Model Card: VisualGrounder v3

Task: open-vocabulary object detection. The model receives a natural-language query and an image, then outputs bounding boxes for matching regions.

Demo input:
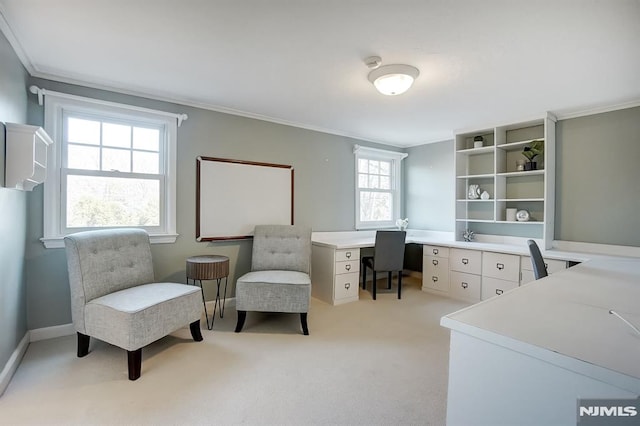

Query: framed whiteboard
[196,156,294,241]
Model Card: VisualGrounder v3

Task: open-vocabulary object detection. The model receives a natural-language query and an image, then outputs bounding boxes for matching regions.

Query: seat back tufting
[251,225,311,273]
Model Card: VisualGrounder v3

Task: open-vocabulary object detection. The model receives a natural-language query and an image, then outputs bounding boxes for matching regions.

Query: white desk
[310,230,592,305]
[441,258,640,425]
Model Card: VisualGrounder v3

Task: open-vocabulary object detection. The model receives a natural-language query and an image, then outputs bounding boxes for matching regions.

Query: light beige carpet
[0,277,469,425]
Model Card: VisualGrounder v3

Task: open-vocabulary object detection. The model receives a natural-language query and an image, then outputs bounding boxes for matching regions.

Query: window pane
[368,175,379,189]
[68,117,100,145]
[133,151,159,174]
[67,145,100,170]
[103,148,131,172]
[133,127,160,151]
[358,158,368,173]
[102,123,131,148]
[379,161,391,175]
[369,160,380,174]
[66,175,159,227]
[359,192,392,222]
[358,173,368,188]
[380,176,391,190]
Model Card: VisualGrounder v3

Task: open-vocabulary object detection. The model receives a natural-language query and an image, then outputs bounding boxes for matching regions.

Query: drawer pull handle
[433,248,439,255]
[432,276,438,282]
[346,251,352,259]
[496,289,503,295]
[432,259,438,266]
[345,282,351,290]
[496,263,504,270]
[461,282,468,289]
[345,264,351,271]
[462,258,469,265]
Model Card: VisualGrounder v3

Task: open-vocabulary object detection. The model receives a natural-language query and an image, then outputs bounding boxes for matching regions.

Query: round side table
[186,255,230,330]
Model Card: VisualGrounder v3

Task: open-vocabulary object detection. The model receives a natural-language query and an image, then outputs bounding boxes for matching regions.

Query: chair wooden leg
[388,271,392,289]
[372,271,377,300]
[190,320,203,341]
[77,332,90,358]
[300,313,309,335]
[398,272,403,299]
[127,349,142,381]
[235,310,247,333]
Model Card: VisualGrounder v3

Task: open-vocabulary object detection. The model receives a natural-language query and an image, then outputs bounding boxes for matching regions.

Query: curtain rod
[29,85,188,127]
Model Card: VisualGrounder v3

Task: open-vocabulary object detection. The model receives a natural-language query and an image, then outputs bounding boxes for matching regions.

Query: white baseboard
[0,333,29,397]
[29,323,75,342]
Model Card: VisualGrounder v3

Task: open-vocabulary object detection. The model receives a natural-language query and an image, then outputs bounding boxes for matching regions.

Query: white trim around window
[354,145,408,230]
[40,91,183,248]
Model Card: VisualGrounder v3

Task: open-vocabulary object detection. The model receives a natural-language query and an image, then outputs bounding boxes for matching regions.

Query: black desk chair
[527,239,548,280]
[361,230,407,300]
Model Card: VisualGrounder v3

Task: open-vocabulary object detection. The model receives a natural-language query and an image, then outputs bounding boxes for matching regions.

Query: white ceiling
[1,0,639,147]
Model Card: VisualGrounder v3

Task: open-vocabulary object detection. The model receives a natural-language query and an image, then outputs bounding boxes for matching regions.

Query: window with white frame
[354,145,407,229]
[40,91,182,248]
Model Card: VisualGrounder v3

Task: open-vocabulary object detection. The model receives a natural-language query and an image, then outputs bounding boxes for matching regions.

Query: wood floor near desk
[1,277,470,425]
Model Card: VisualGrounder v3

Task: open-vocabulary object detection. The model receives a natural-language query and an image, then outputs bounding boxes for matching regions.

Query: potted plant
[522,140,544,170]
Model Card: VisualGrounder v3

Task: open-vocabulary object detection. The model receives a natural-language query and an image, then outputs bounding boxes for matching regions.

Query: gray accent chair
[64,228,203,380]
[235,225,312,335]
[361,230,407,300]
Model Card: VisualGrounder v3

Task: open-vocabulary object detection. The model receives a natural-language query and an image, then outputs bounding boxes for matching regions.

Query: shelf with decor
[453,114,556,248]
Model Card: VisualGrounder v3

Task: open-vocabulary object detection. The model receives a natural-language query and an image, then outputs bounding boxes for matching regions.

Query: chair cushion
[84,282,202,351]
[236,271,311,313]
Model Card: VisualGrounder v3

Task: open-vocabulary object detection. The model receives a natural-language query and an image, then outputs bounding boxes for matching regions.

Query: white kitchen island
[441,258,640,425]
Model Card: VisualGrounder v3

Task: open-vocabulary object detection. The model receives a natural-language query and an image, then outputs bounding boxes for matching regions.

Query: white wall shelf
[453,114,556,248]
[4,123,54,191]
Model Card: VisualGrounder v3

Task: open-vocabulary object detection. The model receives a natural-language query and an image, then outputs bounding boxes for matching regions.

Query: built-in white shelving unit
[454,114,556,248]
[4,123,54,191]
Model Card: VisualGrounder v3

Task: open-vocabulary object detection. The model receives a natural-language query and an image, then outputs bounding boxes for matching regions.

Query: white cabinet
[449,248,482,302]
[450,248,482,275]
[4,123,54,191]
[422,245,450,294]
[454,115,556,249]
[521,256,568,285]
[311,245,360,305]
[481,252,520,300]
[450,271,482,302]
[481,277,519,300]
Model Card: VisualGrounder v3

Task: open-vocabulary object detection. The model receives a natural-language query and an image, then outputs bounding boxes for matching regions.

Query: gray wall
[405,139,454,231]
[0,31,29,373]
[555,107,640,246]
[2,36,639,335]
[24,77,402,329]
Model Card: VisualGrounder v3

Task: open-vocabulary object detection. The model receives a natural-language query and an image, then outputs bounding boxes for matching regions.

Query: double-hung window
[354,145,407,229]
[41,91,181,248]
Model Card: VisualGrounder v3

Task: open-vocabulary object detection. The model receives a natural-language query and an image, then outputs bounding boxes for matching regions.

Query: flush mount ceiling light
[365,56,419,96]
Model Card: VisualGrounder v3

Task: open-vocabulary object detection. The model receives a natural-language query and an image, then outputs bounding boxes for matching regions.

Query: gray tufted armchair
[64,228,203,380]
[235,225,312,335]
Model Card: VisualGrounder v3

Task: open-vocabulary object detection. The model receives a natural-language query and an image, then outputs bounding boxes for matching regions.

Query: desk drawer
[423,256,450,292]
[336,249,359,262]
[481,277,518,300]
[521,256,567,274]
[423,245,449,258]
[482,252,520,282]
[334,273,359,300]
[450,249,482,274]
[335,260,359,275]
[450,271,481,302]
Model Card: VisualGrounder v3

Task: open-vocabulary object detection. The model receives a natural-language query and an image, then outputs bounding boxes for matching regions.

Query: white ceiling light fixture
[365,56,420,96]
